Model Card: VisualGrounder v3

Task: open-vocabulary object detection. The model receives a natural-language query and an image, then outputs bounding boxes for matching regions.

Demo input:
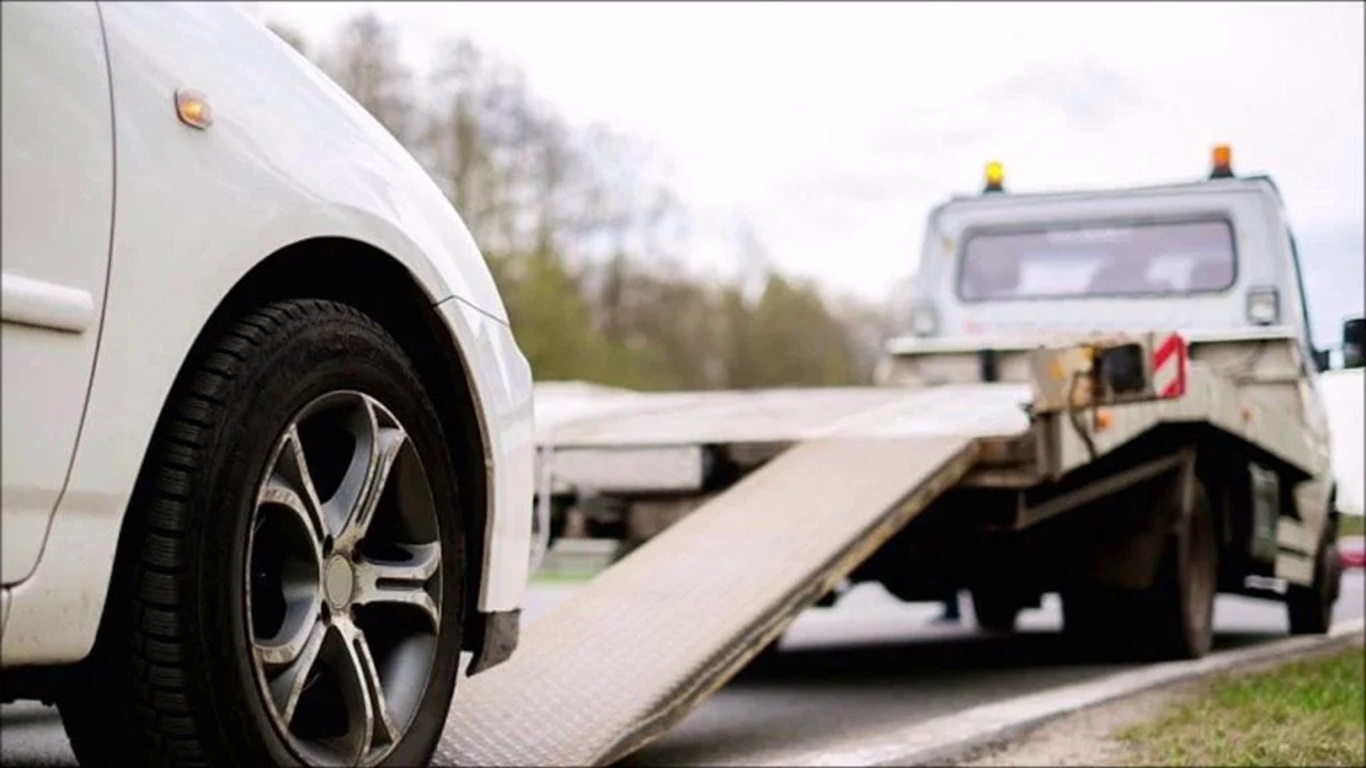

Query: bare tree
[265,20,309,57]
[325,12,416,145]
[307,17,877,391]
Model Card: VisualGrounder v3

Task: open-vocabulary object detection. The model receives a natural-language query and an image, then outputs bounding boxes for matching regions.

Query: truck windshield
[957,219,1236,301]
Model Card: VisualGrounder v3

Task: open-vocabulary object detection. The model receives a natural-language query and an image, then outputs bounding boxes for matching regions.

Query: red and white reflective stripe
[1151,332,1188,399]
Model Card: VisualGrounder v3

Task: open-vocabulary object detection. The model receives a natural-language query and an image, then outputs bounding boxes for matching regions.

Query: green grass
[530,570,599,586]
[1340,513,1365,539]
[1120,643,1366,766]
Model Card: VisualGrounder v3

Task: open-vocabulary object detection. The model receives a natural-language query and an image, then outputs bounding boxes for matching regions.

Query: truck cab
[890,148,1358,373]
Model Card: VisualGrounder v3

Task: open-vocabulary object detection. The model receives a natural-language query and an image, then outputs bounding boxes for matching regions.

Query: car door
[1,1,115,585]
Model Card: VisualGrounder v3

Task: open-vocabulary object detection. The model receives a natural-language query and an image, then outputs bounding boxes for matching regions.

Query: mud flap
[1090,450,1197,591]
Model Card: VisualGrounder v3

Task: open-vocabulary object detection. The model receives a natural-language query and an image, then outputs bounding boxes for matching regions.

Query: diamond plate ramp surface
[434,436,979,767]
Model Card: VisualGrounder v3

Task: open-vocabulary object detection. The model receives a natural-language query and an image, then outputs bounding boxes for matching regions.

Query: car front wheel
[60,299,466,767]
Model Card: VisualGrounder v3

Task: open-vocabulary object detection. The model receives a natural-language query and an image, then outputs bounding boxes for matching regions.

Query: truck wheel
[59,299,466,768]
[1139,477,1218,660]
[1059,585,1119,653]
[1064,477,1217,660]
[1286,527,1340,635]
[970,589,1022,633]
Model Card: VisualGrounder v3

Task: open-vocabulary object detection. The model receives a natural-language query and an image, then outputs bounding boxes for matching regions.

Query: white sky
[253,1,1364,333]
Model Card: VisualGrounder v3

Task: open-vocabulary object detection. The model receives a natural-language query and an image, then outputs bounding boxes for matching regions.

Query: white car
[1,3,535,766]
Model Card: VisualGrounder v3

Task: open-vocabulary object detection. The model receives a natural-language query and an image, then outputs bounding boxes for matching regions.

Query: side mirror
[1312,348,1331,373]
[1344,317,1365,370]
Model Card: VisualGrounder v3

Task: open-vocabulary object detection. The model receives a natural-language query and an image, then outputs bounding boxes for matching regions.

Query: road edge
[762,617,1366,767]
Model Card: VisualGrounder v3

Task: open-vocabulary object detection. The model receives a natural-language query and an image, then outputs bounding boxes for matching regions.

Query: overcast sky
[253,1,1363,342]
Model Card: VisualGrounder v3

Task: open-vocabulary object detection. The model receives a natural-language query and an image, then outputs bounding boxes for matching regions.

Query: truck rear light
[1246,287,1280,325]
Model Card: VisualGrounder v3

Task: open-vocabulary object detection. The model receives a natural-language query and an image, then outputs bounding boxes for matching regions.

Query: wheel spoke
[254,597,323,666]
[259,477,326,564]
[262,618,328,726]
[334,618,399,760]
[335,410,407,554]
[318,400,378,542]
[275,426,328,541]
[253,429,326,667]
[353,543,441,628]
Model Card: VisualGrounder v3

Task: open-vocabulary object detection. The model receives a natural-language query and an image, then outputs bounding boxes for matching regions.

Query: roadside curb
[759,618,1366,767]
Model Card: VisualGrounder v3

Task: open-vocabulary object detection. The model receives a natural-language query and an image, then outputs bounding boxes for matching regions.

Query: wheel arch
[126,236,495,650]
[1327,483,1340,529]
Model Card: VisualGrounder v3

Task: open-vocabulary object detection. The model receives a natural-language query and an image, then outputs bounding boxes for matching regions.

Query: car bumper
[435,297,536,619]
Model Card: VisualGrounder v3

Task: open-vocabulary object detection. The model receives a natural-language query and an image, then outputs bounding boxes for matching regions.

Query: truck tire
[970,589,1022,633]
[1286,525,1341,635]
[1137,476,1218,660]
[59,300,466,768]
[1062,475,1217,661]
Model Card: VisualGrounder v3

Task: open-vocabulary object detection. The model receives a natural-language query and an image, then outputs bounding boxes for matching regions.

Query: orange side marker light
[175,89,213,129]
[1095,408,1114,431]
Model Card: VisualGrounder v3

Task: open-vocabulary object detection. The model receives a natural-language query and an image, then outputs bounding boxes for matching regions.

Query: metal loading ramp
[434,436,979,767]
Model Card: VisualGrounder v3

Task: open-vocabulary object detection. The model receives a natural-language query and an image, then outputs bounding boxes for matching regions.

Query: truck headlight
[910,303,939,336]
[1246,287,1280,326]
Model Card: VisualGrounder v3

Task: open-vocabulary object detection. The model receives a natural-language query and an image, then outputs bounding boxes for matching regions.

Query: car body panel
[0,0,116,585]
[2,1,533,666]
[1340,534,1365,570]
[437,297,536,611]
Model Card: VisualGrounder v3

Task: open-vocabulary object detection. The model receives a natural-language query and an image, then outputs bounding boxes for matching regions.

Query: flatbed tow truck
[432,147,1362,767]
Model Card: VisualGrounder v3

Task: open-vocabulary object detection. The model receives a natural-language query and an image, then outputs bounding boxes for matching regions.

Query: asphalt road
[3,573,1361,767]
[632,572,1365,766]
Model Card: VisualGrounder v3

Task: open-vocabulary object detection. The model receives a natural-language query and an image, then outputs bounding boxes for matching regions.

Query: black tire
[59,299,466,768]
[1287,525,1340,635]
[970,589,1022,633]
[1062,476,1217,661]
[1135,478,1218,660]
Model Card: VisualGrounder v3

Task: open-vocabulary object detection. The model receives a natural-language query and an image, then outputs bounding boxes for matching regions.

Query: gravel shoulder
[952,683,1193,767]
[955,638,1365,767]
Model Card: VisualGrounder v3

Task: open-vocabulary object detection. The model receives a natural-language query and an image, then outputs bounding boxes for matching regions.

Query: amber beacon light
[1209,144,1233,179]
[983,161,1005,193]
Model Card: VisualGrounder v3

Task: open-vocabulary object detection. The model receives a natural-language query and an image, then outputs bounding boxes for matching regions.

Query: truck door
[1,2,116,584]
[1283,229,1334,537]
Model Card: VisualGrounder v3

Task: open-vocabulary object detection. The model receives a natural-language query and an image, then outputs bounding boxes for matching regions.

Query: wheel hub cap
[324,556,355,610]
